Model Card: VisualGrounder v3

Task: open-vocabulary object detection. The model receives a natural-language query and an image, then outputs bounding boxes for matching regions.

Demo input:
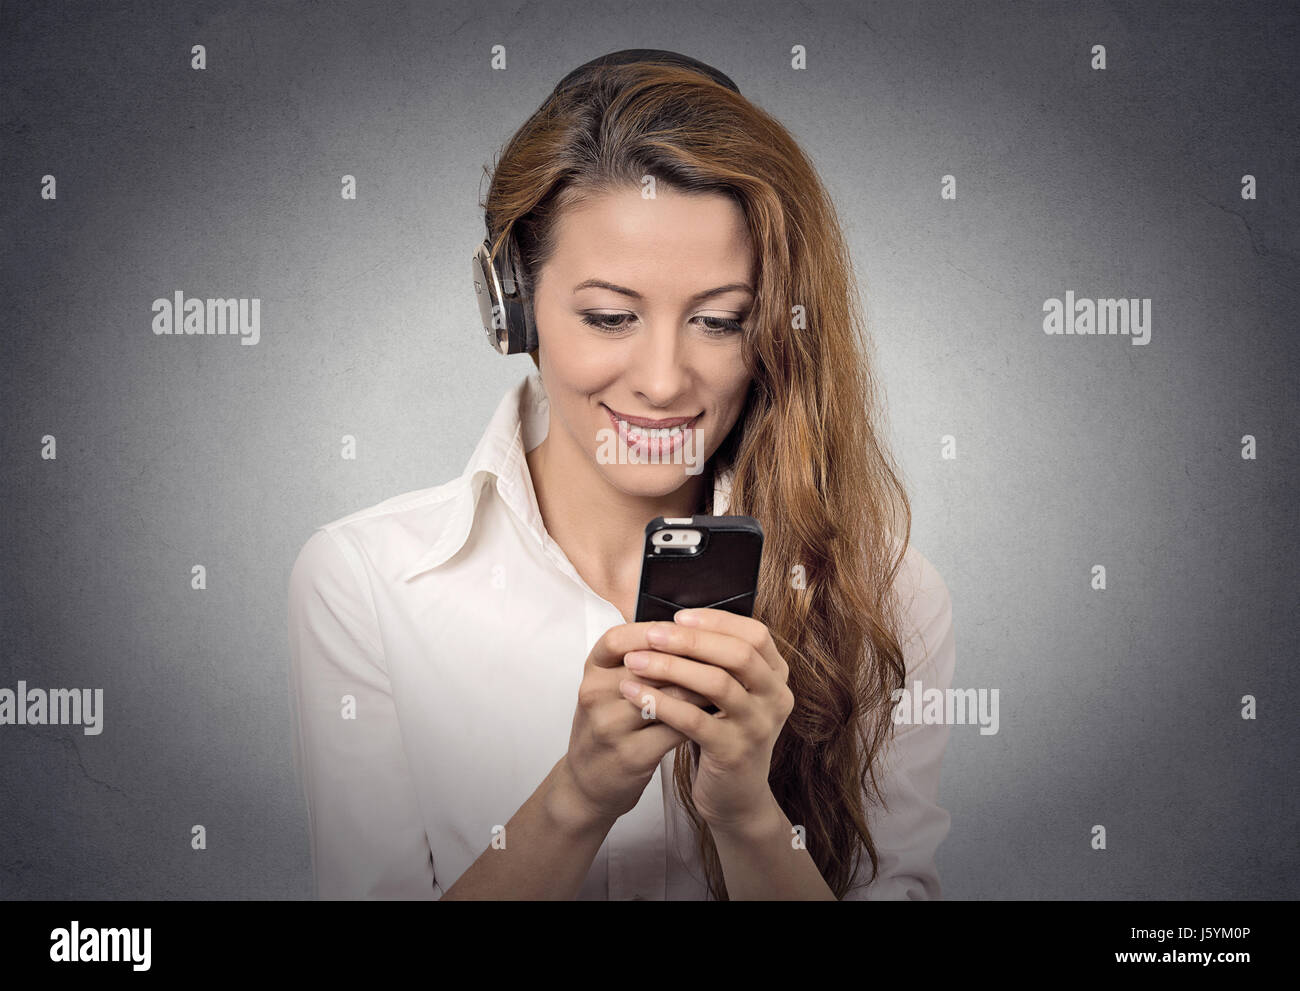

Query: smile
[604,405,702,456]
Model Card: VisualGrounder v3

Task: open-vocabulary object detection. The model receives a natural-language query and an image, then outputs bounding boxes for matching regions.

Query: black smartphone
[634,515,764,623]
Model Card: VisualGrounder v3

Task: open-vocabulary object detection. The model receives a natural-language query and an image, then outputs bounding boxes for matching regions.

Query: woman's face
[531,184,755,499]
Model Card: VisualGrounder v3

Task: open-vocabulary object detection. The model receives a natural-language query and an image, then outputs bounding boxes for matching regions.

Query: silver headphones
[472,49,741,356]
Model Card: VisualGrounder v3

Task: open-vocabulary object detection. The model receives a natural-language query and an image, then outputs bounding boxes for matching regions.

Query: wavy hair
[480,60,913,899]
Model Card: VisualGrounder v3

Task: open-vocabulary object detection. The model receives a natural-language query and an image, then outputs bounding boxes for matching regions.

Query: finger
[589,622,669,670]
[614,674,714,718]
[651,683,714,709]
[625,649,750,718]
[605,685,693,736]
[633,670,714,709]
[619,680,725,751]
[594,654,713,709]
[589,624,733,707]
[674,609,788,678]
[623,720,689,762]
[639,678,719,714]
[642,621,781,698]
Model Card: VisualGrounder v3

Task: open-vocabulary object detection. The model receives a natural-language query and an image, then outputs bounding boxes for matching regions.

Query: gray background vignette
[2,0,1297,898]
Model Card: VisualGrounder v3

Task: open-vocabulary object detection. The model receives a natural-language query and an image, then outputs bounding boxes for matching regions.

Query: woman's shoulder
[885,534,956,680]
[893,539,951,611]
[291,473,476,586]
[317,475,470,532]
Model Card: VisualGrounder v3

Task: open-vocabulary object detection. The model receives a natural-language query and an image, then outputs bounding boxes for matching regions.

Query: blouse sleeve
[842,547,956,900]
[287,527,444,899]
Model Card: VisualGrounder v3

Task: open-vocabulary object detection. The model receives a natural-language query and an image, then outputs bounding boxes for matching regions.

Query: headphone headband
[474,50,740,356]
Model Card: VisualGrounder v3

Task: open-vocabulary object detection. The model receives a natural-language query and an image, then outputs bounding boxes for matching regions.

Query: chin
[597,460,700,495]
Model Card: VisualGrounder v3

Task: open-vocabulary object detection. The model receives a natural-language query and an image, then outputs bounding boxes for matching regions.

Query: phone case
[634,515,764,623]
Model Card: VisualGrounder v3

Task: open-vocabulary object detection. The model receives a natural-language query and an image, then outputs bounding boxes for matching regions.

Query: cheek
[540,352,604,405]
[718,380,753,433]
[713,364,751,414]
[541,328,616,387]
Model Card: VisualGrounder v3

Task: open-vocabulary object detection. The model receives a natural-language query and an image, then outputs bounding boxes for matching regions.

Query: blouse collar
[401,370,735,581]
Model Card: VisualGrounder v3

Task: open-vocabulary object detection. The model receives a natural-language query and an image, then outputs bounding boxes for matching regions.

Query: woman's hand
[557,622,717,826]
[619,609,795,831]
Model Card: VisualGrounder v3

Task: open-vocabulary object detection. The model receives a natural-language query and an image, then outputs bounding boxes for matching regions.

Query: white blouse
[287,369,956,900]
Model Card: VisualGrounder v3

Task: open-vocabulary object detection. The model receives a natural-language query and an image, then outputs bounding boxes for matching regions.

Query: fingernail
[625,651,650,669]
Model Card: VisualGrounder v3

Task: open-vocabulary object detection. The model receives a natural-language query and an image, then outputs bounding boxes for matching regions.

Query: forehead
[548,185,754,286]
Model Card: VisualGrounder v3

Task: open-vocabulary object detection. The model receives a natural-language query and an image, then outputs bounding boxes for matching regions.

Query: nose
[625,318,691,408]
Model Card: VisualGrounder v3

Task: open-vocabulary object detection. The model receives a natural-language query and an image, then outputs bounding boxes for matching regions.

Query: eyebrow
[572,278,754,303]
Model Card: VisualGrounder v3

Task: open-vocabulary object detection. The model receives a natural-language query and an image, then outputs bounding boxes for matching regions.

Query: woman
[287,50,955,900]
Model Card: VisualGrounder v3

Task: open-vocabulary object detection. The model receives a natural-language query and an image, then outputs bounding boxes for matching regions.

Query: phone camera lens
[663,533,673,541]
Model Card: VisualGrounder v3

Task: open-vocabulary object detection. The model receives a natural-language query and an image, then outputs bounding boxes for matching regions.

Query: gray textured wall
[2,0,1296,899]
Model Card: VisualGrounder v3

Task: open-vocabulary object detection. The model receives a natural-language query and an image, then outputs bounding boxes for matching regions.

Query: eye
[580,312,635,332]
[695,316,745,337]
[580,313,745,337]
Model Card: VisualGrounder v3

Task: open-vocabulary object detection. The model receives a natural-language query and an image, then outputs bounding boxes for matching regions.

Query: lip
[605,406,697,459]
[602,404,702,429]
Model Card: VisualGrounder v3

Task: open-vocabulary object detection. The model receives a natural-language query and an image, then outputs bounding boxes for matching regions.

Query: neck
[525,427,712,595]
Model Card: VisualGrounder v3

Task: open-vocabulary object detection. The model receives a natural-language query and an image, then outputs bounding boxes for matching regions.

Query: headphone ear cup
[473,237,534,355]
[499,240,539,354]
[517,269,539,355]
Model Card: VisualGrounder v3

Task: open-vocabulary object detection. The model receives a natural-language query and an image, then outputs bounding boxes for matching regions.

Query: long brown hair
[481,60,913,899]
